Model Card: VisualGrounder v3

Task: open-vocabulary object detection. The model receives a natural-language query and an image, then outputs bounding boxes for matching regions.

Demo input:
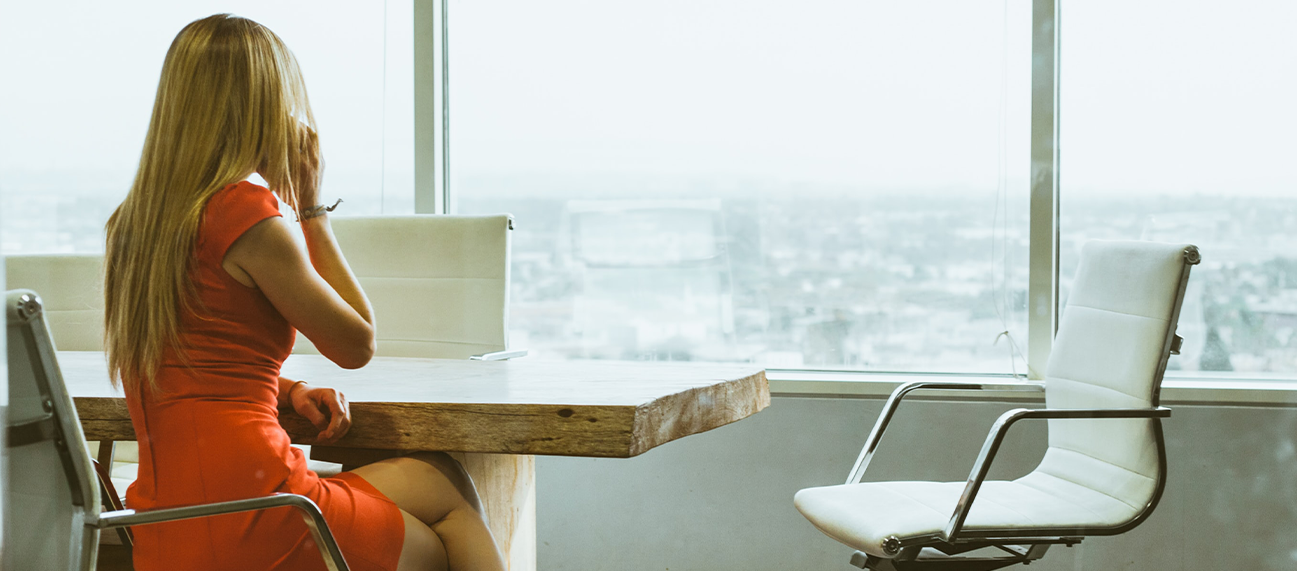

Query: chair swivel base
[851,542,1058,571]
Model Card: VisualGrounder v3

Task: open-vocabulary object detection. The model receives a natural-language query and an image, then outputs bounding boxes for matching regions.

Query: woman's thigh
[346,452,480,527]
[349,453,504,571]
[395,509,447,571]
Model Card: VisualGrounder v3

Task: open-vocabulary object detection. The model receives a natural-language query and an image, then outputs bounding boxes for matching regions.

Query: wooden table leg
[312,447,537,570]
[448,453,536,571]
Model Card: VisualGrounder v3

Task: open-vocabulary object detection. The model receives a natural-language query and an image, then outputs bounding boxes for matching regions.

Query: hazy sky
[0,0,413,206]
[1,0,1293,200]
[452,0,1032,194]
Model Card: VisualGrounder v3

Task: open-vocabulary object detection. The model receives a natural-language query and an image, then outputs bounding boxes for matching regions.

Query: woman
[103,14,504,571]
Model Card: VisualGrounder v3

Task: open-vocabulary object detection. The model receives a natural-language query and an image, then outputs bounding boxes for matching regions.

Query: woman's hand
[293,123,323,209]
[288,381,351,444]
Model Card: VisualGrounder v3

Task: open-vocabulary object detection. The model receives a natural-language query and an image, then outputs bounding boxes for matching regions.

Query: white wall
[535,396,1297,570]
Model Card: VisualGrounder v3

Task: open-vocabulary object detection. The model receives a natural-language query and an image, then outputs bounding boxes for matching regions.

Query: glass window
[1061,0,1297,378]
[0,1,414,254]
[453,0,1033,372]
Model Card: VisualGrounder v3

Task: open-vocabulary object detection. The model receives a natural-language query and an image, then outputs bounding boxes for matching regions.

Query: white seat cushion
[795,470,1143,558]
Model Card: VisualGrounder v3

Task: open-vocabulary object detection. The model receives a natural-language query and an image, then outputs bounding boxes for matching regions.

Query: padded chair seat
[794,471,1143,558]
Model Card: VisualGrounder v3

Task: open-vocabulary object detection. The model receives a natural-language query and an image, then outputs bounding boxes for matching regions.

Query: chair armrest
[845,380,1044,484]
[942,406,1172,542]
[469,349,529,361]
[93,493,349,571]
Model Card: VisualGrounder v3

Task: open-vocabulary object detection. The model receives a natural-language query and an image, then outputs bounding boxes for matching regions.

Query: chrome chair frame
[92,494,348,570]
[4,290,350,571]
[840,246,1198,570]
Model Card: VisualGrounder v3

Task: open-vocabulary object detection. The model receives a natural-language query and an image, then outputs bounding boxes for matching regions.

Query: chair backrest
[5,255,105,351]
[4,255,135,466]
[1035,240,1197,527]
[3,289,101,571]
[293,215,513,359]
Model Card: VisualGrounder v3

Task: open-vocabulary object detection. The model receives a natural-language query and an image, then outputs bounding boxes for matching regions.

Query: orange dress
[124,181,404,571]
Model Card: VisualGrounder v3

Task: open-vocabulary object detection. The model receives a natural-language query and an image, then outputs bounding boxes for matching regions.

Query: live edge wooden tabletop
[62,351,770,458]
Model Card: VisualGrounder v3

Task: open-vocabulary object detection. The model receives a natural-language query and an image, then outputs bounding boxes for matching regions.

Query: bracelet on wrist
[298,198,342,221]
[286,380,308,401]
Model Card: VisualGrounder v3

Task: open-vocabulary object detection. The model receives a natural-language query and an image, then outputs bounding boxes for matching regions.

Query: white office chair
[4,254,105,351]
[2,289,350,571]
[795,240,1199,570]
[4,254,140,498]
[293,214,520,361]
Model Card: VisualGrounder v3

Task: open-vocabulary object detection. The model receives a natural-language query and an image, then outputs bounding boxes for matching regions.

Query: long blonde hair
[105,14,315,393]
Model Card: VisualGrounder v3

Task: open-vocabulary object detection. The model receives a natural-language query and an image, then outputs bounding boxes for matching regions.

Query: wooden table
[62,351,770,570]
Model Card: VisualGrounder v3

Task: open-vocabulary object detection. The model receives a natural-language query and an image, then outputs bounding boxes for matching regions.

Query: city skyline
[4,169,1291,378]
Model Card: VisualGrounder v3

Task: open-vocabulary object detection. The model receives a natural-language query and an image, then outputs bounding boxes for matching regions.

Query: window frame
[1026,0,1060,381]
[414,0,449,215]
[413,0,1297,399]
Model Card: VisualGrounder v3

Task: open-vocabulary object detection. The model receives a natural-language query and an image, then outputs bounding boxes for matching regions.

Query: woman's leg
[394,510,447,571]
[348,452,505,571]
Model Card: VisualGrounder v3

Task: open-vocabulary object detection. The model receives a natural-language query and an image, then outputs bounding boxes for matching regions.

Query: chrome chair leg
[852,543,1054,571]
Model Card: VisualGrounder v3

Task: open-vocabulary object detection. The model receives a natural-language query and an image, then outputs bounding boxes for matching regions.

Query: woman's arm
[278,376,351,444]
[225,217,376,368]
[301,215,373,329]
[277,376,304,408]
[223,125,376,368]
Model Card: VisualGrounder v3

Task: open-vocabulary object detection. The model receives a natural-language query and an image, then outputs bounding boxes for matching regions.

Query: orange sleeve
[199,181,283,263]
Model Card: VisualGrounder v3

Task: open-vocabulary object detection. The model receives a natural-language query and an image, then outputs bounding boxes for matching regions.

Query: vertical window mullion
[1027,0,1061,379]
[414,0,447,214]
[441,0,452,214]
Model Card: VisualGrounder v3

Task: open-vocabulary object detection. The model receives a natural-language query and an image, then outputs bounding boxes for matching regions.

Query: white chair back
[3,255,135,472]
[3,290,101,571]
[293,215,513,359]
[1033,240,1195,520]
[5,255,105,351]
